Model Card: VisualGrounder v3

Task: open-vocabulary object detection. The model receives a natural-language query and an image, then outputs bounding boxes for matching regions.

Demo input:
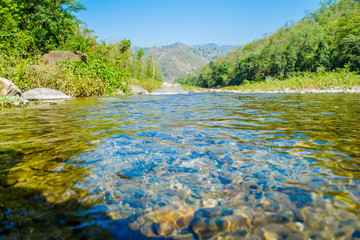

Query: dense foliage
[0,0,162,97]
[178,0,360,88]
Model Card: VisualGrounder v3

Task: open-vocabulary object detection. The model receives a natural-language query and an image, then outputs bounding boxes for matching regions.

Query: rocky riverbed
[1,93,360,239]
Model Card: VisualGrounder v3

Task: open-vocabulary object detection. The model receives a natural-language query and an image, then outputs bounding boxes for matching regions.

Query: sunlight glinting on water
[1,93,360,239]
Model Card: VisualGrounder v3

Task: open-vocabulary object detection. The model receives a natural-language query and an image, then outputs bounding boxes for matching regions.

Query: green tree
[209,61,232,87]
[136,48,145,61]
[0,0,34,56]
[119,39,131,54]
[338,34,360,70]
[0,0,85,55]
[316,40,330,70]
[285,43,297,74]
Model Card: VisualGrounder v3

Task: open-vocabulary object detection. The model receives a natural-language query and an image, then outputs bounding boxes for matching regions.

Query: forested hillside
[178,0,360,88]
[0,0,163,96]
[141,43,235,83]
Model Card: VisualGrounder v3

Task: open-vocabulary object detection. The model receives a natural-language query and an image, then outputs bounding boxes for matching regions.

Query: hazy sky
[76,0,321,47]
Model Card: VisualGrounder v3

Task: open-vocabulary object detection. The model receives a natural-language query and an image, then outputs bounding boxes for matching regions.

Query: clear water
[0,93,360,239]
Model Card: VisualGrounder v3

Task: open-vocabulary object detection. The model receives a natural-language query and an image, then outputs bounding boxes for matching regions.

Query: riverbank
[2,69,360,109]
[188,87,360,94]
[181,69,360,94]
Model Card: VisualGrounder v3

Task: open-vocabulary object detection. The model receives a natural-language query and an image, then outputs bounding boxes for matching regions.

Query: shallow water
[1,93,360,239]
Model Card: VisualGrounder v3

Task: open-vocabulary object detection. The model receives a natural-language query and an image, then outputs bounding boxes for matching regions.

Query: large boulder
[131,86,149,95]
[0,77,22,96]
[43,51,86,64]
[23,88,72,100]
[151,85,189,95]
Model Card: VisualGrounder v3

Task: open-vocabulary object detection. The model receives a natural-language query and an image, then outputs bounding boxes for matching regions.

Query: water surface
[1,93,360,239]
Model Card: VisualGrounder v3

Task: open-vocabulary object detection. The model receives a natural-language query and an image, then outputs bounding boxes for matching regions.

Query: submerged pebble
[1,93,359,239]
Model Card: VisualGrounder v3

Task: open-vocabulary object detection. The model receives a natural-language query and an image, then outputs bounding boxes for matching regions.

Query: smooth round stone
[128,219,140,231]
[194,208,233,219]
[264,191,291,204]
[202,198,219,208]
[135,202,195,236]
[262,223,291,239]
[252,213,269,227]
[286,232,308,240]
[306,214,334,231]
[263,231,281,240]
[192,213,250,239]
[243,180,258,190]
[313,230,335,239]
[334,225,355,239]
[22,88,72,100]
[140,223,157,238]
[191,221,209,239]
[154,222,176,237]
[299,206,312,222]
[284,222,305,232]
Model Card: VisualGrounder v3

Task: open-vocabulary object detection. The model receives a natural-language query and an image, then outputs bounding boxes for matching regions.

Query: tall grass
[0,54,130,97]
[223,69,360,92]
[129,78,162,92]
[0,96,23,108]
[0,53,166,100]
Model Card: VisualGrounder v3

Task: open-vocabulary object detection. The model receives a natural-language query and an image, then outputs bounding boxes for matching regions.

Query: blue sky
[75,0,321,47]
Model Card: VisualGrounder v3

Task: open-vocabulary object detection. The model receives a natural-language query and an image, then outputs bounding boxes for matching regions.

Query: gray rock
[151,85,189,95]
[114,88,125,95]
[131,86,149,95]
[43,51,86,64]
[23,88,72,100]
[0,77,22,96]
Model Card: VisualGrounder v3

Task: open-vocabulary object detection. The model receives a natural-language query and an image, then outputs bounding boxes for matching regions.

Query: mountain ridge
[178,0,360,88]
[134,43,236,82]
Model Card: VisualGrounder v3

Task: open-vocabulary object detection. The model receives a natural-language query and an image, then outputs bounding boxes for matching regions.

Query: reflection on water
[1,93,360,239]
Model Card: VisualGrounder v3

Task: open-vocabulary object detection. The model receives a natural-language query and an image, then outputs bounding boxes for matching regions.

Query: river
[1,93,359,239]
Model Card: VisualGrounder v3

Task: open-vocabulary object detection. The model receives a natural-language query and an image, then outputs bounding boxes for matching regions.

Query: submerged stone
[129,203,195,238]
[191,211,250,239]
[1,93,360,239]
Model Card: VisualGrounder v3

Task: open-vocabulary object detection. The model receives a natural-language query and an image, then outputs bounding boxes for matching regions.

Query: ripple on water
[0,93,360,239]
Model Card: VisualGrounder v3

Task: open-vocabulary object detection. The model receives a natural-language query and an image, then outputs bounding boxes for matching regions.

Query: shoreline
[2,86,360,109]
[188,87,360,94]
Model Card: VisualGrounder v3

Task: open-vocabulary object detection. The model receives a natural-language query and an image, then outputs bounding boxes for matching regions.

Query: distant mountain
[179,0,360,88]
[192,43,235,54]
[136,43,236,83]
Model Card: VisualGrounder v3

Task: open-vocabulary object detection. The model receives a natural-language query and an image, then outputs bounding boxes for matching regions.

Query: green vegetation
[0,96,22,108]
[178,0,360,89]
[0,0,162,98]
[223,68,360,92]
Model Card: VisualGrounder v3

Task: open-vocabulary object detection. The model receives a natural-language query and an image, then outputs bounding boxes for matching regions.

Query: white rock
[162,82,173,88]
[23,88,72,100]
